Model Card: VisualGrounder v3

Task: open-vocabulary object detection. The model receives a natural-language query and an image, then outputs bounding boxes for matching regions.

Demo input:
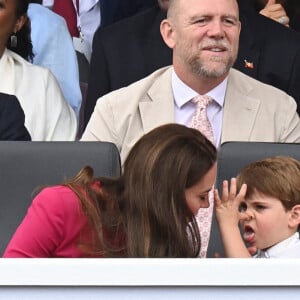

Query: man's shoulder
[101,66,172,100]
[28,4,68,34]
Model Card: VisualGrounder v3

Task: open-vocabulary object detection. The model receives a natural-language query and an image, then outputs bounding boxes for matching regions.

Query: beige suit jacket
[82,66,300,162]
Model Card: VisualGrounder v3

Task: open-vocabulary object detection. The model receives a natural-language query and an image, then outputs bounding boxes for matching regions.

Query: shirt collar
[172,68,227,109]
[257,232,300,258]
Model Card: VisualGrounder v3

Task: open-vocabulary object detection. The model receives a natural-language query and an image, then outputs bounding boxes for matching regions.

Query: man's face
[170,0,241,80]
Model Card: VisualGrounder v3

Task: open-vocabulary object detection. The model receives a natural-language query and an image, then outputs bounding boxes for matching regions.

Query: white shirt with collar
[255,232,300,258]
[172,69,227,147]
[73,0,100,62]
[43,0,100,62]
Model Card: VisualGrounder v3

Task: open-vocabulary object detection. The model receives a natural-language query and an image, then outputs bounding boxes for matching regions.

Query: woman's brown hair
[65,124,217,257]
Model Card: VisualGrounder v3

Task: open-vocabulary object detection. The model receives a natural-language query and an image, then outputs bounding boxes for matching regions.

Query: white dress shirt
[255,232,300,258]
[73,0,100,62]
[43,0,100,62]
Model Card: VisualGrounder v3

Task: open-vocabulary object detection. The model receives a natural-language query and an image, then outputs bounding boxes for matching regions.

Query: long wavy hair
[7,0,33,61]
[65,124,217,257]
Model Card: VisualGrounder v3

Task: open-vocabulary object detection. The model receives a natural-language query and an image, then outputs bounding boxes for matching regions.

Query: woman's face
[185,163,217,215]
[0,0,24,55]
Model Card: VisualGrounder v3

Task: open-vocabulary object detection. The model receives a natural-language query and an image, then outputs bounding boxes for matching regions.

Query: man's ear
[288,205,300,228]
[160,19,176,49]
[13,15,27,33]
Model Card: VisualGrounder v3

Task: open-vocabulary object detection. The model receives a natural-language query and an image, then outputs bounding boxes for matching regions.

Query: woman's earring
[10,32,17,48]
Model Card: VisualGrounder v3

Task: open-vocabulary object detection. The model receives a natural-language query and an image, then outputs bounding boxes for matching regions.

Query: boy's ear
[288,205,300,228]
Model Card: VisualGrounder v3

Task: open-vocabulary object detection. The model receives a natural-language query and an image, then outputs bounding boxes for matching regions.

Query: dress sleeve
[3,187,70,257]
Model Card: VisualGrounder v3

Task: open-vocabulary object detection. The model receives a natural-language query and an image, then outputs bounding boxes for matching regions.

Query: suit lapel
[139,67,175,133]
[221,69,261,143]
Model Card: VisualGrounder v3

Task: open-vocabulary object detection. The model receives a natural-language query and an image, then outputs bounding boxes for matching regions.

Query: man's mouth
[209,48,224,52]
[202,44,227,52]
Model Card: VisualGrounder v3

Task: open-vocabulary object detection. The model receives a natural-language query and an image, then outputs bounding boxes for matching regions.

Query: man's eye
[195,18,208,25]
[239,202,247,212]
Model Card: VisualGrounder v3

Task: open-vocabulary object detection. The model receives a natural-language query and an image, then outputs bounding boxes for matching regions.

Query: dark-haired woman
[3,124,217,258]
[0,0,77,140]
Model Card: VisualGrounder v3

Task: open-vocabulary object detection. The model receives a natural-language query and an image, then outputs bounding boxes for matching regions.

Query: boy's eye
[239,202,247,212]
[255,204,266,210]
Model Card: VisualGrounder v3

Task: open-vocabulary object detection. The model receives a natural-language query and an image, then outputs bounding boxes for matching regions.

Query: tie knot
[192,95,212,109]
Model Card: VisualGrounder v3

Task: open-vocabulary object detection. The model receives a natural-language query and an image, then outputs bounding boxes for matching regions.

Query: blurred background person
[28,0,82,119]
[0,0,77,141]
[42,0,157,81]
[253,0,300,31]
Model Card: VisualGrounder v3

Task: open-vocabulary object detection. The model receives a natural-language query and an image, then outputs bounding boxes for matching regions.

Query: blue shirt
[28,4,82,119]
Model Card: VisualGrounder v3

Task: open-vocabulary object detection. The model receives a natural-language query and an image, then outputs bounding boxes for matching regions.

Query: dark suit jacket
[252,0,300,32]
[85,6,168,126]
[100,0,157,27]
[0,93,31,141]
[84,0,300,127]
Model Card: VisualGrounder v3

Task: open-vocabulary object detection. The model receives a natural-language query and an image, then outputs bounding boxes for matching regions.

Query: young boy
[214,156,300,258]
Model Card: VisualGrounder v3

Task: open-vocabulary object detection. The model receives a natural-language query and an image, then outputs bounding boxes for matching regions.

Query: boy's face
[240,192,296,250]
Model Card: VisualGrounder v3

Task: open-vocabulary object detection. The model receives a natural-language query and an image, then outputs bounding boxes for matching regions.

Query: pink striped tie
[190,95,214,257]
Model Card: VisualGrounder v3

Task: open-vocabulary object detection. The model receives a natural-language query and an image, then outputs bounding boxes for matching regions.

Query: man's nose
[206,20,225,38]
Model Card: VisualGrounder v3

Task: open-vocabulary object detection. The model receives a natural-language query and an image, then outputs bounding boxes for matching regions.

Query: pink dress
[3,185,100,258]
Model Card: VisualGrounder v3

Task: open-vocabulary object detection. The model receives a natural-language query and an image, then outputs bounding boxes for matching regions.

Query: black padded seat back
[0,141,121,256]
[207,141,300,258]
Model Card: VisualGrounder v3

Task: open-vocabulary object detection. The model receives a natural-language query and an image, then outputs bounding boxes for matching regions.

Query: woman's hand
[260,0,290,27]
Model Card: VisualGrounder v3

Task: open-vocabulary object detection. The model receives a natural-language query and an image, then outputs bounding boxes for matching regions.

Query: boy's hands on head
[213,179,253,258]
[214,178,247,228]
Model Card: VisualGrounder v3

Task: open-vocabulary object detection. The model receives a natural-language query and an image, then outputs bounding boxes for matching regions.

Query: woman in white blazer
[0,0,77,141]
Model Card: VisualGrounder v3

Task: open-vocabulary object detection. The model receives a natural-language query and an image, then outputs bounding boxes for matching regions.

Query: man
[43,0,157,62]
[82,0,300,160]
[83,0,300,128]
[82,0,300,257]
